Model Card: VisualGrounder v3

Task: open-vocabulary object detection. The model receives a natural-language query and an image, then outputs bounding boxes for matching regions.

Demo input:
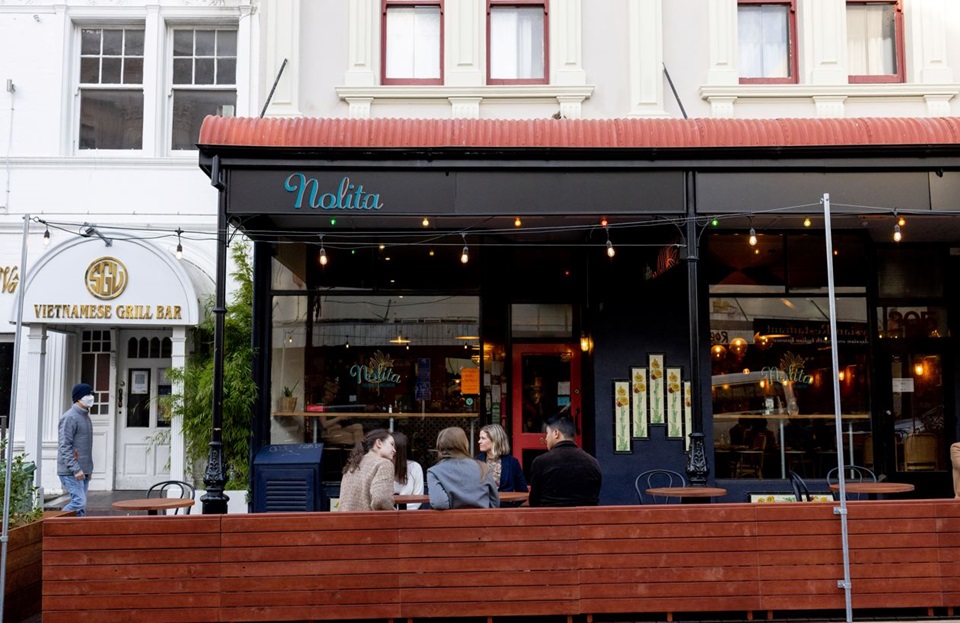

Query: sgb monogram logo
[85,257,128,300]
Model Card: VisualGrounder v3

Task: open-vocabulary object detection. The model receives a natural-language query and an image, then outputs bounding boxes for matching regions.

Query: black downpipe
[684,170,709,485]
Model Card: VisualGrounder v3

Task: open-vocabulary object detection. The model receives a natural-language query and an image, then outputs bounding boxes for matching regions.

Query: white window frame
[73,23,147,155]
[166,23,239,155]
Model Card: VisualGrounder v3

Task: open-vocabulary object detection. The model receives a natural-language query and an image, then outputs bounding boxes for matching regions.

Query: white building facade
[3,0,959,495]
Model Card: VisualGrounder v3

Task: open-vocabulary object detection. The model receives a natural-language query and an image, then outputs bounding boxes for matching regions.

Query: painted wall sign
[350,350,402,388]
[0,265,18,294]
[284,174,384,211]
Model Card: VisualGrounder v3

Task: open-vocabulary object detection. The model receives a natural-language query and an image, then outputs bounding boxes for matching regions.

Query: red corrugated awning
[199,116,960,149]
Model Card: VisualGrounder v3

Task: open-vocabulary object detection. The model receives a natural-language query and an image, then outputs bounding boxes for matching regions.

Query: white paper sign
[892,378,915,393]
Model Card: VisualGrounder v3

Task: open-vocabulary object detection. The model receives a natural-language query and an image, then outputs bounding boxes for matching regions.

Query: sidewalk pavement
[44,489,149,516]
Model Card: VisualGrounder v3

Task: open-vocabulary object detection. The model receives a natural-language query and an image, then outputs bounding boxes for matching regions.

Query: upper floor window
[79,27,144,150]
[847,0,904,83]
[171,28,238,150]
[382,0,442,84]
[738,0,797,84]
[487,0,547,84]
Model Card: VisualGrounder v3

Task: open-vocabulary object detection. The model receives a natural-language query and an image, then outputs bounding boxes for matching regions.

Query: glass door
[511,343,580,475]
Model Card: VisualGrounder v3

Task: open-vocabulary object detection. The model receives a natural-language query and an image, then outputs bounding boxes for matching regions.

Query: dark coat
[475,453,528,493]
[528,440,602,507]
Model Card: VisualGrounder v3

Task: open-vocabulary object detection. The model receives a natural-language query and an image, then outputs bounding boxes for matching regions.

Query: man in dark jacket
[528,414,602,506]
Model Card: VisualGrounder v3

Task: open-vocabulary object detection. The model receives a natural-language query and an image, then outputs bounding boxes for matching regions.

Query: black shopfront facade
[199,117,960,506]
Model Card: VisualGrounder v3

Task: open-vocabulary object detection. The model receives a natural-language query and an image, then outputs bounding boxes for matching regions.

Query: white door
[115,331,173,489]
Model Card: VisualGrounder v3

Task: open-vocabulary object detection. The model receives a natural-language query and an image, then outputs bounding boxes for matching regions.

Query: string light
[600,217,608,227]
[514,217,522,227]
[605,227,615,258]
[460,233,469,264]
[422,217,430,227]
[803,217,811,227]
[893,224,902,242]
[318,234,328,266]
[897,215,906,227]
[43,224,50,247]
[345,336,350,349]
[175,227,183,260]
[748,227,758,246]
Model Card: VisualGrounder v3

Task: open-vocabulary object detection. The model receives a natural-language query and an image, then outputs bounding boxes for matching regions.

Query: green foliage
[165,242,257,490]
[0,439,43,528]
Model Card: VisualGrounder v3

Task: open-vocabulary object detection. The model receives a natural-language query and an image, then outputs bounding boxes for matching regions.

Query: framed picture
[631,367,648,439]
[666,367,683,438]
[683,381,693,450]
[613,380,631,453]
[648,354,665,425]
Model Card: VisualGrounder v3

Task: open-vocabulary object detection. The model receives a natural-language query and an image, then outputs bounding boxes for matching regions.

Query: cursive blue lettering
[284,174,384,211]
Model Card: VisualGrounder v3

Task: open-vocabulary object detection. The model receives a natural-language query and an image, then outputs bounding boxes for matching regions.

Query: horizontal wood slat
[40,500,960,621]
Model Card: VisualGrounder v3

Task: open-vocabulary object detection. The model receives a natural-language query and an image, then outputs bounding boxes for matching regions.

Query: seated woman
[475,424,527,493]
[392,431,424,509]
[338,429,396,512]
[427,427,499,510]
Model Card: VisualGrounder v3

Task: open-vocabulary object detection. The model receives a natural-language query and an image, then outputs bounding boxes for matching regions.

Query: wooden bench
[42,500,960,622]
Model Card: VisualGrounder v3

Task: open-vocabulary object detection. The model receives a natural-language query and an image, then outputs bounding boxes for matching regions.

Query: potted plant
[2,440,47,622]
[280,381,299,412]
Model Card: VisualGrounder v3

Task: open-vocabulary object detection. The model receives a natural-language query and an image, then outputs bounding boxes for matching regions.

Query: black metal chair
[825,465,876,501]
[788,470,813,502]
[146,480,196,515]
[634,469,686,504]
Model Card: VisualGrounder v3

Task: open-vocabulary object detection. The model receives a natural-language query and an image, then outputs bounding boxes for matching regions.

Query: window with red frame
[487,0,547,84]
[382,0,442,85]
[847,0,904,83]
[738,0,797,84]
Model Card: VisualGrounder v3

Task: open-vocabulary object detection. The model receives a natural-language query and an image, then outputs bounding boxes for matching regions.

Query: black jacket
[528,440,602,507]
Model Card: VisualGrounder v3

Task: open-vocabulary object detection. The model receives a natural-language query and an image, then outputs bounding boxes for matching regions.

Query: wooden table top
[828,482,915,494]
[646,486,728,498]
[394,491,529,506]
[275,411,480,419]
[111,498,195,512]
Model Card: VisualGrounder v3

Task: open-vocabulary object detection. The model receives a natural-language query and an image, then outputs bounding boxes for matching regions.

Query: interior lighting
[898,215,906,227]
[600,218,608,227]
[580,332,592,352]
[914,362,924,376]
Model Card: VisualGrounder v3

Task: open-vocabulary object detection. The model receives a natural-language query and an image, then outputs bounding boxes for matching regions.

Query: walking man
[58,383,95,516]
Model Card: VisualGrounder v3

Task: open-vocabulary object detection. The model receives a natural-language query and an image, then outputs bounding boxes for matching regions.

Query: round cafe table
[394,491,529,509]
[646,486,728,503]
[112,498,195,515]
[829,482,914,496]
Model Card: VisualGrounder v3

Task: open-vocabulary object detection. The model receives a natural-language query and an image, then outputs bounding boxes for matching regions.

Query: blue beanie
[72,383,93,403]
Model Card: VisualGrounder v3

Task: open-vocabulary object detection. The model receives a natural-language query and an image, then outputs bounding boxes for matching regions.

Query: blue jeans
[59,474,89,517]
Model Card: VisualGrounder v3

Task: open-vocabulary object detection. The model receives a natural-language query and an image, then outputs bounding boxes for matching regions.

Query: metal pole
[822,193,852,623]
[1,214,32,621]
[684,172,708,485]
[201,163,228,514]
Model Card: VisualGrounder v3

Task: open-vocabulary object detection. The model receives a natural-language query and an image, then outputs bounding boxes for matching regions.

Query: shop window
[171,28,237,150]
[738,0,797,84]
[847,0,904,83]
[511,304,572,338]
[889,353,945,473]
[877,246,944,298]
[487,0,547,84]
[79,27,145,150]
[382,0,442,84]
[709,293,872,480]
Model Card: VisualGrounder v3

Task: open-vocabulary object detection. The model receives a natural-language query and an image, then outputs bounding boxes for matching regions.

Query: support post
[684,173,709,485]
[202,162,229,514]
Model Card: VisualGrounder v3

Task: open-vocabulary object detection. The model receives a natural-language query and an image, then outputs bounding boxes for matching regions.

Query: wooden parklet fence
[42,500,960,623]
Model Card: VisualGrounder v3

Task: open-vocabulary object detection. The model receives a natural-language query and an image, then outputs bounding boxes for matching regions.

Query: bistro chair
[734,434,767,479]
[634,469,686,504]
[788,470,813,502]
[825,465,876,501]
[146,480,196,515]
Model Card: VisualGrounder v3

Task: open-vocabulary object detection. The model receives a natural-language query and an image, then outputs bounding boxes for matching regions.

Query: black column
[684,171,709,485]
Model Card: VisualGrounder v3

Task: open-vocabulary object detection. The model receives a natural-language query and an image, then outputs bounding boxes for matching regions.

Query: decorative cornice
[699,83,960,101]
[336,84,595,102]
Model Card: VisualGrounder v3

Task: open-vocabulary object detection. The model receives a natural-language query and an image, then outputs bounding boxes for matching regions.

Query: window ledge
[335,85,595,118]
[699,83,960,100]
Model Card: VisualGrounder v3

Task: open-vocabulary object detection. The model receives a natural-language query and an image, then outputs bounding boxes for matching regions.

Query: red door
[511,343,581,474]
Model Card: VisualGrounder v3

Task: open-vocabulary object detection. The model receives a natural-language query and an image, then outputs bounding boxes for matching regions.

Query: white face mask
[80,394,95,408]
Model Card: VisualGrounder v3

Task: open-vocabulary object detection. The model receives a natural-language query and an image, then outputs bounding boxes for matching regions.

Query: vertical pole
[684,173,708,485]
[822,193,852,623]
[202,162,228,514]
[1,214,32,619]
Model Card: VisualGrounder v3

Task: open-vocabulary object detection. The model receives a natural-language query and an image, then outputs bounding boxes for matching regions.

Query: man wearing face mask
[58,383,95,516]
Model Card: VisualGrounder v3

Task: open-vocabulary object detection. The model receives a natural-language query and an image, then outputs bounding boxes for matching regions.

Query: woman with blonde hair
[475,423,527,493]
[338,429,396,511]
[427,427,499,510]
